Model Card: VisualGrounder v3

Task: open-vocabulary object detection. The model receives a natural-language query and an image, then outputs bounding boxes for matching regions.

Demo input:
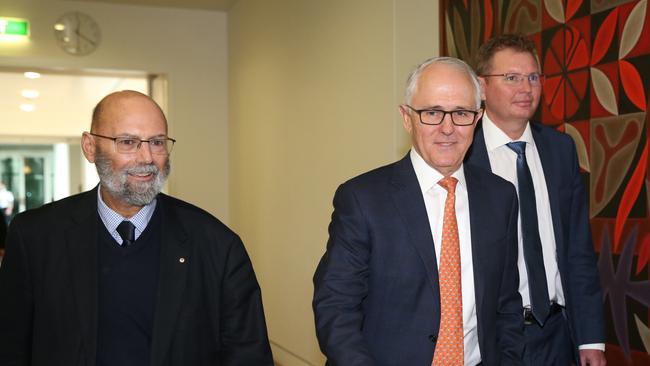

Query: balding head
[91,90,167,133]
[81,90,172,217]
[399,56,482,176]
[404,56,481,108]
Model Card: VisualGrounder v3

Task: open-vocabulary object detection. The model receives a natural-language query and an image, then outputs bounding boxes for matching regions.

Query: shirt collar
[482,112,535,150]
[96,185,157,235]
[409,148,467,194]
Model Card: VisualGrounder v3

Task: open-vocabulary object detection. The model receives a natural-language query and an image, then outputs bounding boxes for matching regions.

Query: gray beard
[95,151,170,206]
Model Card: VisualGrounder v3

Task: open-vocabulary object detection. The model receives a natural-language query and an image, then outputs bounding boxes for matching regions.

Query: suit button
[428,334,437,343]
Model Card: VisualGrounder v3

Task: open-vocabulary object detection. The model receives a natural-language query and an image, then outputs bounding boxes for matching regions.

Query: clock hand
[76,32,96,46]
[72,15,82,52]
[75,13,80,33]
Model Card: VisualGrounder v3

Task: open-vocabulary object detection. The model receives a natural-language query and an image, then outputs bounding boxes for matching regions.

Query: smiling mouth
[436,141,456,147]
[129,172,154,179]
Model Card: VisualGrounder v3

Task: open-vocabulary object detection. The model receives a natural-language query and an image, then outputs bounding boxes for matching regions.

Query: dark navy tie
[507,141,550,325]
[116,220,136,247]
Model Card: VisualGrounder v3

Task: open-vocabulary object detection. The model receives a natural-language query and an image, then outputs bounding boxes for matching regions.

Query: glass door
[24,156,47,210]
[0,146,54,217]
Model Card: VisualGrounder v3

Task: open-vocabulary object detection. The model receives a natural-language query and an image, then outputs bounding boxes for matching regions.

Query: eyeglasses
[404,105,481,126]
[481,72,544,86]
[89,133,176,155]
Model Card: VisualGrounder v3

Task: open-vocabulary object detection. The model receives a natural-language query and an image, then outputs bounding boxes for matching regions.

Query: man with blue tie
[465,34,606,365]
[313,57,524,365]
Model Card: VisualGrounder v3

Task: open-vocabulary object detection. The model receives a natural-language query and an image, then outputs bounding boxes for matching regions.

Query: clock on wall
[53,11,101,56]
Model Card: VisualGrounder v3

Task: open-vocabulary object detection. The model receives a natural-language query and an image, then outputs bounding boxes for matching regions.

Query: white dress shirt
[481,113,604,351]
[481,113,564,308]
[410,149,481,366]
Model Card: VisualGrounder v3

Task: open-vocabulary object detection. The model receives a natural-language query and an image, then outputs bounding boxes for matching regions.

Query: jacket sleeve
[218,235,274,366]
[563,140,606,346]
[0,216,33,366]
[313,183,376,366]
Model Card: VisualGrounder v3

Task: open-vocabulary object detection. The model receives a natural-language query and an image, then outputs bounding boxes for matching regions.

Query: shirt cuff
[578,343,605,351]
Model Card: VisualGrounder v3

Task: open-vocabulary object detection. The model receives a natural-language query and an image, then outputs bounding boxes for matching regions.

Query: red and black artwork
[441,0,650,364]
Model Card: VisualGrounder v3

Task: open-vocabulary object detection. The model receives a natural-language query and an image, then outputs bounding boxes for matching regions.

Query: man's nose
[519,77,535,91]
[439,114,455,134]
[135,141,154,163]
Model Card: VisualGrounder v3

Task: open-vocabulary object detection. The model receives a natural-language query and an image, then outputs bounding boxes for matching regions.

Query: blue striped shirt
[96,187,157,246]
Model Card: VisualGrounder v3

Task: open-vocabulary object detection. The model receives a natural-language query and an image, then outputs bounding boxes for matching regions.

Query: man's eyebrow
[114,133,168,138]
[423,105,476,110]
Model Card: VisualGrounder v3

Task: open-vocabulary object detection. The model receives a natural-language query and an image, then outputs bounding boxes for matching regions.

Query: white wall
[0,0,229,219]
[229,0,439,364]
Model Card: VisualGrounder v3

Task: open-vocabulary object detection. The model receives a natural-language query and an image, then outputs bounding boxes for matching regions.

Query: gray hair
[404,56,481,109]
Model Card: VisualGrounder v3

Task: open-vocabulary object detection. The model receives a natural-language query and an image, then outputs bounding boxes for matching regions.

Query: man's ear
[398,105,413,134]
[478,77,487,101]
[81,132,97,163]
[477,108,484,121]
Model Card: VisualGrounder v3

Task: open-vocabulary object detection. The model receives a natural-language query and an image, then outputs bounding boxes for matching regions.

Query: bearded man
[0,91,274,366]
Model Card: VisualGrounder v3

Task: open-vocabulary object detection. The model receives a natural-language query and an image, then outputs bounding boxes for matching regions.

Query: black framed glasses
[481,72,545,86]
[89,133,176,155]
[404,105,481,126]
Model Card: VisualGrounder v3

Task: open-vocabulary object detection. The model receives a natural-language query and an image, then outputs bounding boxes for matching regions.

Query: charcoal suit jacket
[0,187,273,366]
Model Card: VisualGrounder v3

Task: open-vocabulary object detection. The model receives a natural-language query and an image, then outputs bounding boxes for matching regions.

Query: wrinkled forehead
[412,65,479,107]
[96,95,168,135]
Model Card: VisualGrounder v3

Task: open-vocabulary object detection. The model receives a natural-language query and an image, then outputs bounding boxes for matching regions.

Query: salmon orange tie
[432,176,464,365]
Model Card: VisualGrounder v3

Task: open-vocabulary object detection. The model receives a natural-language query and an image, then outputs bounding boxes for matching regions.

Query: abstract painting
[441,0,650,364]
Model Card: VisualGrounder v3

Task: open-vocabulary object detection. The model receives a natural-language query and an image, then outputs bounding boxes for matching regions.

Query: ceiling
[77,0,237,11]
[0,68,148,139]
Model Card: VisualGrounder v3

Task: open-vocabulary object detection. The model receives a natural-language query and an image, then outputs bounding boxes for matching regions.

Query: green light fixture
[0,18,30,37]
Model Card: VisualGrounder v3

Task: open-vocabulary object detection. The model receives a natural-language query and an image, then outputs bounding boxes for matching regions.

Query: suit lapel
[531,123,564,246]
[66,188,100,362]
[464,166,491,352]
[389,155,441,315]
[150,194,190,366]
[465,121,492,170]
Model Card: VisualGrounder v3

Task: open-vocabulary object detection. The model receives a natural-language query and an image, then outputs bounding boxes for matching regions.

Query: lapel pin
[179,257,186,263]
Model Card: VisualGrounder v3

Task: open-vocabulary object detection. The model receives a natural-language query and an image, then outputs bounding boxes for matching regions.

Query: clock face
[53,12,101,56]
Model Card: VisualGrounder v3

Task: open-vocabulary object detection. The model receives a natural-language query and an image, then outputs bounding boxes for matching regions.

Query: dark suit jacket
[313,155,524,366]
[0,188,273,366]
[465,121,606,350]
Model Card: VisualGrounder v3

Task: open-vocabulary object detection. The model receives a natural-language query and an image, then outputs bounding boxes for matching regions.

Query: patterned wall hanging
[441,0,650,364]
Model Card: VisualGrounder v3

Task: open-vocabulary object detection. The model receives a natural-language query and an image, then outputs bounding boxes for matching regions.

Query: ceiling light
[19,103,36,112]
[23,71,40,79]
[21,89,40,99]
[53,23,65,31]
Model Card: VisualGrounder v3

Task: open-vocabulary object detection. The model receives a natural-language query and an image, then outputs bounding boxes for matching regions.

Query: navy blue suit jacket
[313,155,524,366]
[465,121,606,350]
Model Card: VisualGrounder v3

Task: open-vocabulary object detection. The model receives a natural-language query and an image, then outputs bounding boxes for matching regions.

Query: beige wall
[0,0,229,219]
[229,0,439,364]
[2,0,443,364]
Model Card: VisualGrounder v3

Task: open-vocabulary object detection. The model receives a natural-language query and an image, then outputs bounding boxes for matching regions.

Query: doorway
[0,67,164,217]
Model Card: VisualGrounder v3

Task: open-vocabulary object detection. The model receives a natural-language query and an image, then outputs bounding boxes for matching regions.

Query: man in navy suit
[465,34,606,365]
[313,57,524,365]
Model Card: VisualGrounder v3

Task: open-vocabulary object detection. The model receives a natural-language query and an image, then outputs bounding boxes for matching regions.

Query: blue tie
[507,141,550,325]
[116,220,136,247]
